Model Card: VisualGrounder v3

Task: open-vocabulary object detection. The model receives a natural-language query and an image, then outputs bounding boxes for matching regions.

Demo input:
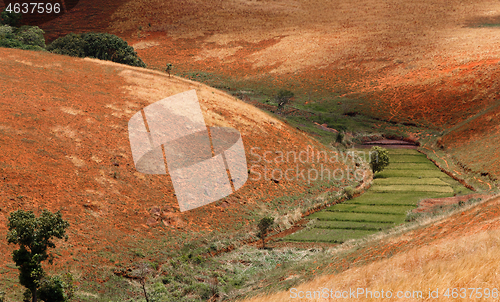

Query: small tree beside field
[257,217,274,249]
[369,146,390,174]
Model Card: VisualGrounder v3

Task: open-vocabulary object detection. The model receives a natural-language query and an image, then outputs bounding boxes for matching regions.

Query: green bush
[370,146,390,174]
[275,89,294,113]
[48,32,147,67]
[38,276,67,302]
[0,25,14,39]
[14,26,45,48]
[47,33,85,57]
[82,32,146,67]
[1,9,22,27]
[0,25,46,51]
[343,186,354,199]
[336,131,344,144]
[0,290,5,302]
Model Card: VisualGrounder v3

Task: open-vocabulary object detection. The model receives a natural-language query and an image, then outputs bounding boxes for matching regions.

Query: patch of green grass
[384,162,439,170]
[284,147,470,245]
[370,184,454,193]
[310,220,397,231]
[347,192,452,205]
[326,204,416,215]
[389,155,436,163]
[375,170,447,178]
[308,211,405,224]
[373,177,449,186]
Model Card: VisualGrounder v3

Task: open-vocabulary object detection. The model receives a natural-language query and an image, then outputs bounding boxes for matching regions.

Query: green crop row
[373,177,449,186]
[308,211,406,224]
[310,220,397,231]
[370,185,454,193]
[325,204,415,215]
[346,192,453,205]
[286,228,378,243]
[375,170,446,178]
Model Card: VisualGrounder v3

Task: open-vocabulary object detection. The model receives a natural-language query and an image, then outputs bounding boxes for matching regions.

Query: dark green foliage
[1,9,22,27]
[6,210,69,302]
[0,24,46,51]
[370,146,390,174]
[14,26,46,48]
[47,32,146,67]
[257,217,274,249]
[275,90,294,113]
[46,33,85,57]
[82,32,146,67]
[38,276,66,302]
[343,186,354,199]
[336,131,344,143]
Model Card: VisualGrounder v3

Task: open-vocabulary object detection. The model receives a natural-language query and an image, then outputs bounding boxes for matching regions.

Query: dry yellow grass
[113,0,500,77]
[243,229,500,301]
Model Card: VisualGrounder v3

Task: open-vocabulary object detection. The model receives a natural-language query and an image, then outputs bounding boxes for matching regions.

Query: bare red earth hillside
[0,48,351,287]
[17,0,500,179]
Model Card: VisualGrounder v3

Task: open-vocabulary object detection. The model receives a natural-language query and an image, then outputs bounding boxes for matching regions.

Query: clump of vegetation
[343,186,355,199]
[0,24,46,51]
[38,274,75,302]
[46,33,85,57]
[370,146,390,174]
[257,217,274,249]
[165,63,173,77]
[275,89,294,113]
[405,210,423,222]
[1,9,22,27]
[47,32,147,67]
[6,209,70,302]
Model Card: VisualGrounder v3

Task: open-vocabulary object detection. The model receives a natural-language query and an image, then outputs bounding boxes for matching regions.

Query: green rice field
[285,148,472,244]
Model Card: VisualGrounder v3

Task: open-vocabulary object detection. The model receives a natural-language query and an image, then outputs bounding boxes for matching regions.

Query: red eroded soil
[0,48,353,284]
[413,193,490,213]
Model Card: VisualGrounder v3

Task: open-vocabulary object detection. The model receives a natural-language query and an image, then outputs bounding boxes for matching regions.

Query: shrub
[0,25,14,39]
[0,290,5,302]
[15,26,45,48]
[369,146,390,174]
[1,9,22,27]
[257,217,274,249]
[336,131,344,144]
[38,276,66,302]
[0,25,45,51]
[48,32,147,67]
[343,186,354,199]
[81,32,146,67]
[46,33,85,57]
[275,89,294,113]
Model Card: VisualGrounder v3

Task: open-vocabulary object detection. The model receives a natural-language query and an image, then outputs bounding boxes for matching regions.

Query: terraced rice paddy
[285,149,472,244]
